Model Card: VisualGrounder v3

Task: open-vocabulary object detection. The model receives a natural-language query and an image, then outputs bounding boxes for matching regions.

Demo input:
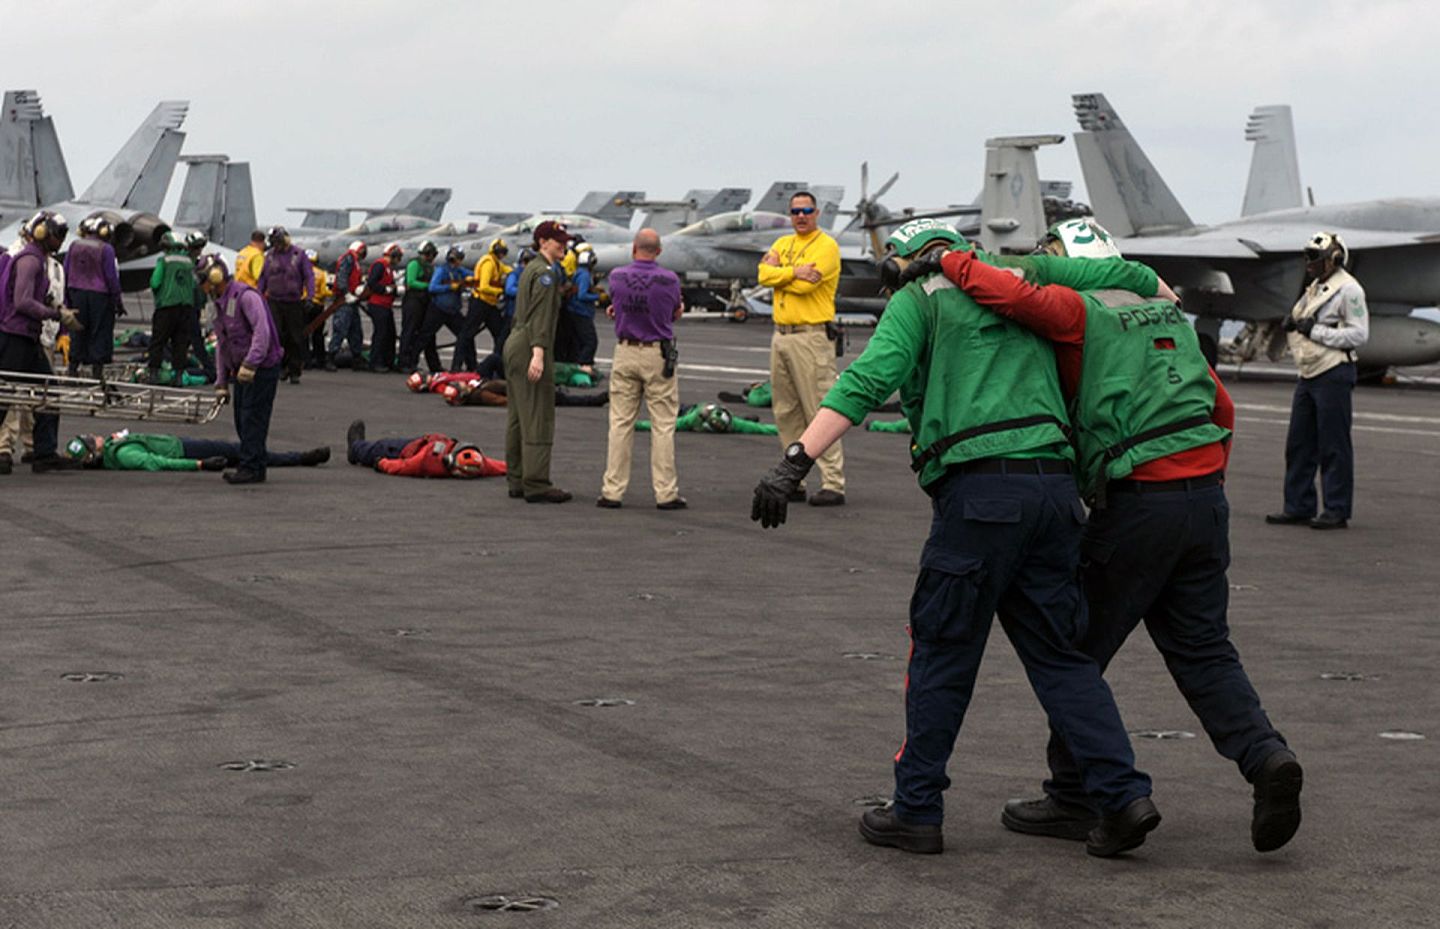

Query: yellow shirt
[562,249,578,279]
[312,266,331,304]
[236,244,265,287]
[756,230,840,325]
[471,253,511,303]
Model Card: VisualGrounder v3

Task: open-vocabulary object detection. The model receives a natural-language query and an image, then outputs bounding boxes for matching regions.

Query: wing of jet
[288,208,351,231]
[1070,92,1440,369]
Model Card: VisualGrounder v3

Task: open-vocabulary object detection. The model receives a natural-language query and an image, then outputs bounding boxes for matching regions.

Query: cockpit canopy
[675,211,791,237]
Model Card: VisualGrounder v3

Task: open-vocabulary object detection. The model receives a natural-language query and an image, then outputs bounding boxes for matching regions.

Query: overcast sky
[4,0,1434,229]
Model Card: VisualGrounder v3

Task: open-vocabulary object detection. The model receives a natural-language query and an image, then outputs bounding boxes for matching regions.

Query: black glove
[1294,316,1317,338]
[114,298,128,318]
[897,250,946,287]
[752,443,815,529]
[199,456,227,471]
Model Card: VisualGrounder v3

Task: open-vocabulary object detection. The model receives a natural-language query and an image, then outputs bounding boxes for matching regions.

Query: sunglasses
[789,207,816,216]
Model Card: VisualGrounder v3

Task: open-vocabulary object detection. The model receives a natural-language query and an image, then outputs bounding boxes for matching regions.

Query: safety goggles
[789,207,816,216]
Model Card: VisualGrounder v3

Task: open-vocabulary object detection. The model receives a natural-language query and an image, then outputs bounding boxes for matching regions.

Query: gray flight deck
[2,319,1437,928]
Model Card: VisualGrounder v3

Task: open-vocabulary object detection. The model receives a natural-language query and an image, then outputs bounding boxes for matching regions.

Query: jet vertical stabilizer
[0,90,74,215]
[1071,93,1192,236]
[377,187,451,221]
[78,100,188,213]
[703,188,751,217]
[812,185,846,230]
[979,135,1064,254]
[1242,105,1303,217]
[753,181,809,214]
[589,190,644,226]
[177,155,256,251]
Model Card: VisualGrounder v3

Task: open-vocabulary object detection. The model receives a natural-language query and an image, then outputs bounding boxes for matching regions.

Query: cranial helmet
[491,237,508,257]
[306,248,319,262]
[418,239,438,258]
[1042,218,1122,259]
[184,230,208,252]
[884,218,965,259]
[195,253,231,287]
[65,434,103,465]
[27,210,68,251]
[697,402,734,433]
[78,216,98,237]
[349,240,368,259]
[446,245,465,262]
[443,444,487,478]
[1304,230,1348,269]
[406,370,428,392]
[383,242,403,260]
[267,225,290,249]
[441,383,463,405]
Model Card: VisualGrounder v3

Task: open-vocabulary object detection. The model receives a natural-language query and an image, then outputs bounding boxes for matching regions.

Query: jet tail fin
[1241,105,1302,216]
[175,155,256,251]
[753,181,809,215]
[0,90,75,212]
[812,185,846,230]
[79,100,188,213]
[377,187,450,221]
[702,187,751,217]
[1071,93,1192,236]
[979,135,1064,253]
[596,191,644,226]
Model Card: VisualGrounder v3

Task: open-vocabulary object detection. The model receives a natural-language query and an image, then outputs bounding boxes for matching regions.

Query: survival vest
[1072,290,1230,496]
[151,252,196,309]
[367,260,396,308]
[902,275,1073,488]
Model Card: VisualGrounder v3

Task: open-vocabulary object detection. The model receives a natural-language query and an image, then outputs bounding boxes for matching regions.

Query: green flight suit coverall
[504,260,563,495]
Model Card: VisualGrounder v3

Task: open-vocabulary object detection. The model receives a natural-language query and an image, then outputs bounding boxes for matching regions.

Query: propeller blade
[860,161,869,202]
[873,171,900,202]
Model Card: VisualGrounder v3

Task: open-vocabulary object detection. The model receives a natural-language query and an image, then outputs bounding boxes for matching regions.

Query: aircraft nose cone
[592,244,629,272]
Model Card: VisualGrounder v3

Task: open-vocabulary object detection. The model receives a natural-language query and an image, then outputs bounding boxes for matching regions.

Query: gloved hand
[58,307,84,331]
[751,444,815,529]
[344,291,359,304]
[1281,315,1298,332]
[199,456,227,471]
[114,298,128,318]
[237,364,257,384]
[897,249,947,287]
[215,383,230,404]
[1294,316,1317,338]
[450,281,461,291]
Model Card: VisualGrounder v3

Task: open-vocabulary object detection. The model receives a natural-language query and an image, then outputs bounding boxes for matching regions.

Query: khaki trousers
[0,408,34,457]
[601,342,680,503]
[770,327,844,493]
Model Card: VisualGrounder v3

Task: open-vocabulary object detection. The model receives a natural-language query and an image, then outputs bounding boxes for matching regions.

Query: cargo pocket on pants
[910,550,987,644]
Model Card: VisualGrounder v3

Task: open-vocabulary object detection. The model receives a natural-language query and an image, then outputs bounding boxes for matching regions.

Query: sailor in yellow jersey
[235,230,266,287]
[757,190,845,505]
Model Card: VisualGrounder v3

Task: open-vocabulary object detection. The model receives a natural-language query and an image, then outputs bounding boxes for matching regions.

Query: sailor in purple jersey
[62,216,124,377]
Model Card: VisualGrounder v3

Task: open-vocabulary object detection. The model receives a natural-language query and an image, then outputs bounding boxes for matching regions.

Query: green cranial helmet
[1043,218,1122,259]
[65,434,102,465]
[697,403,733,433]
[884,218,966,259]
[160,230,185,251]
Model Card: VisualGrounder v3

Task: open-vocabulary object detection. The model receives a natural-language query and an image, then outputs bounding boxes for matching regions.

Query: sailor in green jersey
[928,220,1302,855]
[147,232,197,385]
[636,402,777,435]
[65,430,330,472]
[751,219,1161,858]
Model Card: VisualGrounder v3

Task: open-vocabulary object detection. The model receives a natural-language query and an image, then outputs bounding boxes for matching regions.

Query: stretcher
[0,369,224,424]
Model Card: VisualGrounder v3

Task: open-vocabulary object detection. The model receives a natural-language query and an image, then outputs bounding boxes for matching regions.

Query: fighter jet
[288,188,455,265]
[1071,93,1440,372]
[0,93,189,263]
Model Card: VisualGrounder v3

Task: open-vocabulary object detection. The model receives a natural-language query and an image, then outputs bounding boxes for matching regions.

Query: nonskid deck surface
[2,321,1435,928]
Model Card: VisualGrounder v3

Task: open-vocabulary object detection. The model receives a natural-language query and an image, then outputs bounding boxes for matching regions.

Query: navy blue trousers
[0,334,59,456]
[180,437,301,468]
[363,304,396,371]
[1044,482,1288,810]
[1283,362,1355,519]
[397,291,430,371]
[70,288,117,365]
[893,467,1150,824]
[231,364,280,476]
[350,436,413,468]
[416,306,463,373]
[327,304,365,358]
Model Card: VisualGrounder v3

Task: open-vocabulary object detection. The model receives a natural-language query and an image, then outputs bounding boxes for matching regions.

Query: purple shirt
[256,244,315,302]
[64,238,122,297]
[609,258,681,343]
[214,280,283,385]
[0,243,57,339]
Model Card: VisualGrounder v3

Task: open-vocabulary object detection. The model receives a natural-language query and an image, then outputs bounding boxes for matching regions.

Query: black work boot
[1001,796,1098,841]
[31,454,83,473]
[1086,797,1161,857]
[1252,749,1303,852]
[299,447,330,467]
[858,807,943,855]
[346,420,365,464]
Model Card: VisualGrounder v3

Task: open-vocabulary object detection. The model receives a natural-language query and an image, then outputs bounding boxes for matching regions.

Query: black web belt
[910,415,1069,473]
[1101,415,1212,462]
